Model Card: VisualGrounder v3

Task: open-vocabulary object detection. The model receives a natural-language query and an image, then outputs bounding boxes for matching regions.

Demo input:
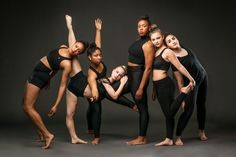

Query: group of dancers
[22,14,208,149]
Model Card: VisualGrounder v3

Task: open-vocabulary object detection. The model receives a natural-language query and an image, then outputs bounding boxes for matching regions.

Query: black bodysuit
[171,47,208,136]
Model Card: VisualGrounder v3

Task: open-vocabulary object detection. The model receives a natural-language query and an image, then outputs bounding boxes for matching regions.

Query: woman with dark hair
[126,15,155,145]
[164,33,208,145]
[22,16,88,149]
[149,26,195,146]
[62,15,137,145]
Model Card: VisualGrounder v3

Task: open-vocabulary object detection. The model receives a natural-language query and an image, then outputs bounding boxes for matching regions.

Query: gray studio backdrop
[1,0,235,130]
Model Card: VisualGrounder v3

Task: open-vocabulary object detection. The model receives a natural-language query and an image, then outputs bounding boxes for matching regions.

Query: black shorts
[67,71,88,97]
[28,61,52,89]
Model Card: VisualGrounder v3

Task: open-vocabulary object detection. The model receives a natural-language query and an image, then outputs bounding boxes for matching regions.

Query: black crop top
[152,48,170,71]
[128,35,150,65]
[47,48,72,71]
[89,61,107,80]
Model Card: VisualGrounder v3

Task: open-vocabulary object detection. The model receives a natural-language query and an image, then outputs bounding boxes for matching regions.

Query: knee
[66,111,75,119]
[23,103,33,113]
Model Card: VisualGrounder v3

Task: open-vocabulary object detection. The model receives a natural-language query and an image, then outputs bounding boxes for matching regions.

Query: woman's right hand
[91,89,99,102]
[120,75,128,84]
[189,79,196,90]
[48,105,58,117]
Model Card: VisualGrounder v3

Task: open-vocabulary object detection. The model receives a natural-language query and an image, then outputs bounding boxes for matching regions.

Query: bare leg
[155,138,173,146]
[126,136,147,145]
[66,90,87,144]
[23,82,54,149]
[199,130,208,141]
[175,136,184,146]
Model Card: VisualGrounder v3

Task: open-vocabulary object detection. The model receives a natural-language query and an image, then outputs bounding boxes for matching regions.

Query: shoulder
[88,68,97,77]
[164,48,175,56]
[143,41,155,51]
[60,45,68,48]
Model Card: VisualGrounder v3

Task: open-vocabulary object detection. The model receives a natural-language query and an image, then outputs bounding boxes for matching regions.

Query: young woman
[126,15,155,145]
[22,18,88,149]
[149,26,195,146]
[164,33,208,145]
[62,15,136,145]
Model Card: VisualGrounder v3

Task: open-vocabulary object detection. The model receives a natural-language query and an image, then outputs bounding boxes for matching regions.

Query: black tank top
[128,35,150,65]
[152,48,170,71]
[47,48,72,71]
[171,47,206,84]
[89,61,107,80]
[89,62,107,99]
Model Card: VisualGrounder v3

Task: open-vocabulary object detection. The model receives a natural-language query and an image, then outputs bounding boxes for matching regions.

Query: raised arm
[102,76,128,100]
[165,49,195,87]
[65,15,77,47]
[87,69,99,101]
[135,41,155,100]
[95,18,102,48]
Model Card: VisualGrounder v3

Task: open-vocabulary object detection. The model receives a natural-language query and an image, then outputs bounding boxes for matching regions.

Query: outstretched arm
[65,15,77,47]
[166,49,195,88]
[102,76,128,100]
[48,61,72,117]
[95,18,102,48]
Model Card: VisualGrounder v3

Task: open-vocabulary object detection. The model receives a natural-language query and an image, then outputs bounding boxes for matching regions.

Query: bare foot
[155,138,173,146]
[72,138,88,144]
[42,134,54,149]
[180,84,192,94]
[132,105,138,112]
[91,138,100,145]
[36,130,45,142]
[175,137,184,146]
[126,136,147,145]
[199,130,208,141]
[87,130,94,134]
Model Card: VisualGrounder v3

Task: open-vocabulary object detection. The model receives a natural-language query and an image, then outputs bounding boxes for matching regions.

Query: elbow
[111,94,118,100]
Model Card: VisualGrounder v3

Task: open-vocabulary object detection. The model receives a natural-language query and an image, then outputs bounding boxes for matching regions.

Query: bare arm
[135,41,155,100]
[48,61,72,116]
[65,15,76,47]
[87,69,99,101]
[95,18,102,48]
[165,49,195,87]
[102,76,128,100]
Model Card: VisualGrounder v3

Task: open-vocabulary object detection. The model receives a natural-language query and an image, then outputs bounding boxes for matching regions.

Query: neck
[90,62,100,69]
[174,47,182,53]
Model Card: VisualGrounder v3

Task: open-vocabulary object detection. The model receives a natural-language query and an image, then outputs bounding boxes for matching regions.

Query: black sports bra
[152,48,170,71]
[47,48,71,71]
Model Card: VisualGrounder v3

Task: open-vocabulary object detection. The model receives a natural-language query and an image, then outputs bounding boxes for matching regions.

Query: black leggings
[154,77,187,139]
[86,81,136,138]
[176,75,208,136]
[126,66,149,136]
